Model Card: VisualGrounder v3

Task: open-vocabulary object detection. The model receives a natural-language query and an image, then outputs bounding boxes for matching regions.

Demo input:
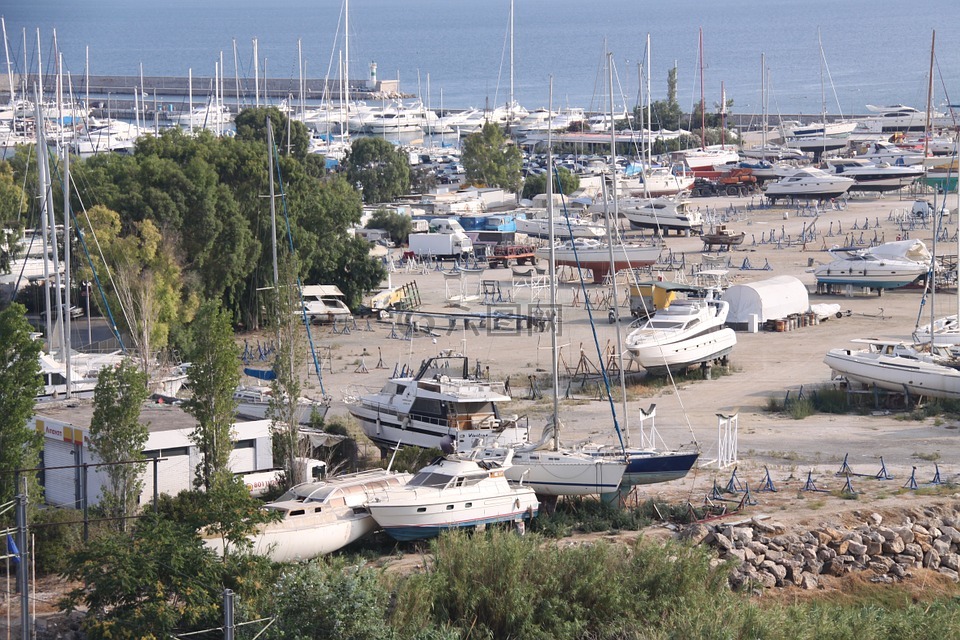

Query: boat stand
[724,466,745,493]
[903,467,919,490]
[756,467,778,492]
[801,470,828,493]
[840,475,858,496]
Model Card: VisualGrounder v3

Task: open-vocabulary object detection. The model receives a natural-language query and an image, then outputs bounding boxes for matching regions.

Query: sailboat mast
[1,18,13,107]
[761,53,766,151]
[509,0,514,118]
[924,30,935,161]
[699,27,706,150]
[35,92,53,346]
[606,52,630,447]
[344,0,350,117]
[267,116,279,285]
[253,38,259,108]
[63,138,72,396]
[547,77,559,451]
[646,34,652,168]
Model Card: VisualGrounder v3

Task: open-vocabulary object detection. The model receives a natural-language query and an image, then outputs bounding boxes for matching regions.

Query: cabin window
[465,502,473,508]
[417,507,427,513]
[289,509,305,517]
[314,507,322,513]
[446,504,455,510]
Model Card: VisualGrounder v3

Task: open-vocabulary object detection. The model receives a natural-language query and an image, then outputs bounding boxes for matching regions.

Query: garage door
[43,439,80,508]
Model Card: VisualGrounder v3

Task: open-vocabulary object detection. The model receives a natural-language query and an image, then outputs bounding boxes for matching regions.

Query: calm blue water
[4,0,960,115]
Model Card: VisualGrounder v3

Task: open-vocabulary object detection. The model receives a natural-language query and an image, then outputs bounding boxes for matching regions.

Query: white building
[31,402,275,509]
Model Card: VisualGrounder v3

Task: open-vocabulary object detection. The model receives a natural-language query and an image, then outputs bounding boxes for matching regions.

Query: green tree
[234,106,311,161]
[88,358,150,530]
[60,515,224,639]
[0,161,28,274]
[461,121,523,193]
[521,166,580,200]
[183,302,240,490]
[269,258,310,488]
[345,137,411,203]
[638,66,683,132]
[0,303,43,506]
[365,208,413,246]
[265,559,393,640]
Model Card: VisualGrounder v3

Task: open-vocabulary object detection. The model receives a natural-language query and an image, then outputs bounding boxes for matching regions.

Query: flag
[6,534,19,564]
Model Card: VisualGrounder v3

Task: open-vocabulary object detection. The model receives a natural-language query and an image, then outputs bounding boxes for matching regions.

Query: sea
[4,0,960,117]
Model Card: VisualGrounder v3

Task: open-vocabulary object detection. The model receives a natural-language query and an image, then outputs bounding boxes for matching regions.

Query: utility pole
[16,488,29,640]
[223,589,235,640]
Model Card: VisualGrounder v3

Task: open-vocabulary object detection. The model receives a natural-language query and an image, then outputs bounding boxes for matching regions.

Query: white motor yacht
[762,167,855,202]
[344,352,528,454]
[203,469,412,561]
[614,196,703,236]
[824,158,925,192]
[367,453,539,541]
[813,239,930,292]
[625,287,737,375]
[856,104,929,134]
[857,140,926,167]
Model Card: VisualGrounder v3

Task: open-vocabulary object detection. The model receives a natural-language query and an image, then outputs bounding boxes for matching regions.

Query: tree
[269,258,311,488]
[60,515,225,639]
[461,121,523,193]
[521,167,580,200]
[88,358,150,530]
[365,208,413,246]
[0,161,28,274]
[183,302,240,490]
[0,303,43,506]
[345,137,411,203]
[234,106,312,160]
[638,66,683,132]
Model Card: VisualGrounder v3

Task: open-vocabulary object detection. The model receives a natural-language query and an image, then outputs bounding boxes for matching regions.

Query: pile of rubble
[679,506,960,590]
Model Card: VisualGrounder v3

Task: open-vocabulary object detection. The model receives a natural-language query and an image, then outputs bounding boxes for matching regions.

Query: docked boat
[762,167,855,203]
[625,286,737,375]
[856,104,929,133]
[857,140,926,167]
[367,453,539,541]
[203,469,412,561]
[177,100,232,129]
[614,196,703,236]
[824,339,960,400]
[344,352,529,454]
[824,157,925,192]
[813,239,930,292]
[536,238,662,284]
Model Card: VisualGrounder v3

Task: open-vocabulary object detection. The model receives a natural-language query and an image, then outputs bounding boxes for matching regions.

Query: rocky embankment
[681,503,960,590]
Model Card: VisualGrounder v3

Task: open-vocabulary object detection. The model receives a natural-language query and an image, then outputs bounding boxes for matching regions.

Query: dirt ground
[312,187,960,535]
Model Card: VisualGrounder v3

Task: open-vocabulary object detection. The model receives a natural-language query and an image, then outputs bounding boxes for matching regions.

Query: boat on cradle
[824,339,960,401]
[740,145,807,162]
[780,119,859,139]
[813,239,931,292]
[514,211,606,239]
[613,196,703,236]
[536,238,662,284]
[233,381,329,424]
[857,140,926,167]
[680,146,741,177]
[579,412,700,486]
[701,225,745,251]
[203,469,412,561]
[615,166,696,198]
[344,352,529,454]
[366,452,539,541]
[624,285,737,375]
[762,167,854,203]
[823,157,926,192]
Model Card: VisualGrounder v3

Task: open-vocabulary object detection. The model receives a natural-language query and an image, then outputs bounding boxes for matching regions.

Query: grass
[912,451,942,462]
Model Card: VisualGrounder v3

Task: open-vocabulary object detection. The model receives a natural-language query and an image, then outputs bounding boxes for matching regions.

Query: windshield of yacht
[407,472,455,488]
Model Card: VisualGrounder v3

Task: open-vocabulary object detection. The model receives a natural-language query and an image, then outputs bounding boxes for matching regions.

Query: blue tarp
[243,367,277,381]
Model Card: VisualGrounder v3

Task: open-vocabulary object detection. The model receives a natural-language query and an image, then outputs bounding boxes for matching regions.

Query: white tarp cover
[725,275,810,324]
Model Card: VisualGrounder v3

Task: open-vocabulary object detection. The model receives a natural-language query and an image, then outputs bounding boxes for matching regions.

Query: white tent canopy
[725,275,809,325]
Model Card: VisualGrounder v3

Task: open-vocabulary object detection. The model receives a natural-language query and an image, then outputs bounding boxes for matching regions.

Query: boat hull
[369,489,539,541]
[824,349,960,400]
[502,452,626,495]
[629,327,738,375]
